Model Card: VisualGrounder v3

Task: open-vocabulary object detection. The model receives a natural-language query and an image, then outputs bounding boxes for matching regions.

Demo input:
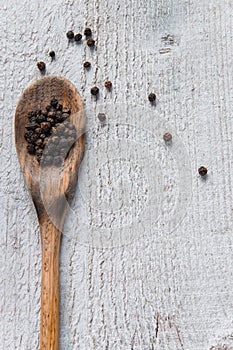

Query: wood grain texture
[1,0,233,349]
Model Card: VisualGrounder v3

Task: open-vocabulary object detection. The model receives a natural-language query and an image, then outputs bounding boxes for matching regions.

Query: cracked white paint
[0,0,233,349]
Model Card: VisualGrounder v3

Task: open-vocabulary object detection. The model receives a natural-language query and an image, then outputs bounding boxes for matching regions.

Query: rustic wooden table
[0,0,233,349]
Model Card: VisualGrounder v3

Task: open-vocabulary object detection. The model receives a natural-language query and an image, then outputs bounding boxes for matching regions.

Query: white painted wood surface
[0,0,233,349]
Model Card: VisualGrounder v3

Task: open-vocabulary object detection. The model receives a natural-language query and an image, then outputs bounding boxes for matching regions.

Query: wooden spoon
[15,76,85,350]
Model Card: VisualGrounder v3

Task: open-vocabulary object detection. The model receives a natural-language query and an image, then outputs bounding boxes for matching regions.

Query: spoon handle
[40,221,61,350]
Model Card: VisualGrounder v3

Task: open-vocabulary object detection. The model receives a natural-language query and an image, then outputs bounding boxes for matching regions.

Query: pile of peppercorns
[24,99,77,166]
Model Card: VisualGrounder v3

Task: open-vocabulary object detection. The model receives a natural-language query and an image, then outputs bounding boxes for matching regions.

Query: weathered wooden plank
[0,0,233,349]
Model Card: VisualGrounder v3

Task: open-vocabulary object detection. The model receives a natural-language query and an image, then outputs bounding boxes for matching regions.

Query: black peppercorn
[98,113,106,122]
[36,115,46,123]
[62,113,70,120]
[56,110,62,117]
[198,166,208,177]
[66,30,74,40]
[28,111,35,118]
[51,136,59,144]
[60,147,67,156]
[87,38,95,47]
[66,129,75,138]
[47,117,55,126]
[56,115,65,123]
[50,99,58,108]
[105,80,112,89]
[67,136,75,146]
[28,114,36,121]
[34,128,42,136]
[56,124,65,133]
[26,138,33,144]
[91,86,99,96]
[62,107,71,114]
[84,28,92,37]
[47,111,56,119]
[36,148,43,155]
[49,51,55,60]
[68,123,76,131]
[37,155,42,163]
[74,33,82,42]
[40,122,51,134]
[83,61,91,68]
[63,119,70,126]
[59,136,67,144]
[163,132,172,142]
[29,117,37,124]
[26,122,38,131]
[64,127,70,137]
[37,61,46,72]
[27,144,36,155]
[31,134,39,143]
[24,131,33,140]
[43,139,49,148]
[35,139,44,147]
[148,92,156,103]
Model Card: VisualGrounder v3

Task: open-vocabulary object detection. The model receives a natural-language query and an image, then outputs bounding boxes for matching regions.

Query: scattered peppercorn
[148,92,156,103]
[74,33,82,42]
[98,113,106,122]
[163,132,172,142]
[84,28,92,37]
[49,51,55,60]
[83,61,91,68]
[91,86,99,96]
[66,30,74,40]
[104,80,112,89]
[87,38,95,47]
[198,166,208,177]
[37,61,46,72]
